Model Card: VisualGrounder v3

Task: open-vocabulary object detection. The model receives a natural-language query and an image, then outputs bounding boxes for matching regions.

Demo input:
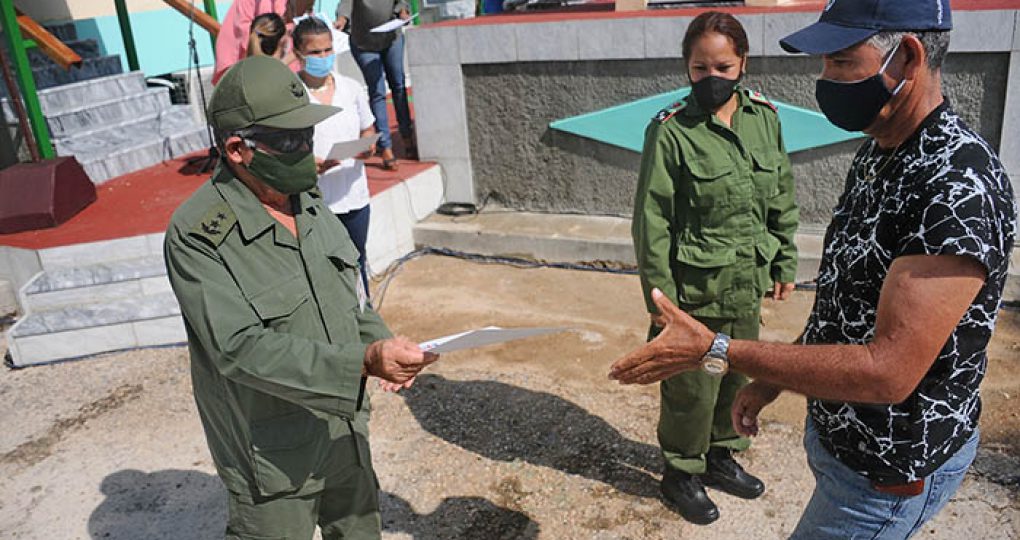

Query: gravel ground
[1,255,1017,539]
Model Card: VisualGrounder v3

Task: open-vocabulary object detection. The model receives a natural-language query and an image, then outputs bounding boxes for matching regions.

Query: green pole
[409,0,421,24]
[114,0,140,72]
[203,0,218,51]
[0,0,54,160]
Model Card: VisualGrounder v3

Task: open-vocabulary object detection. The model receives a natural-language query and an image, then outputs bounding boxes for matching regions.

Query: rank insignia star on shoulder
[192,202,237,246]
[746,89,777,113]
[654,101,686,124]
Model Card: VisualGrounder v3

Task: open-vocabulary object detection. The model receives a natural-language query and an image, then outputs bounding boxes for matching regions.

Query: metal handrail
[0,0,55,160]
[114,0,219,73]
[15,8,83,70]
[163,0,220,40]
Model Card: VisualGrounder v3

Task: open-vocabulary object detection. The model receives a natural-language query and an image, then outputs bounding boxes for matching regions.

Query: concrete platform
[414,210,1020,303]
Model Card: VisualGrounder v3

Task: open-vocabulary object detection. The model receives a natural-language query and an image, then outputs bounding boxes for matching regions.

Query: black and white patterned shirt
[802,102,1017,484]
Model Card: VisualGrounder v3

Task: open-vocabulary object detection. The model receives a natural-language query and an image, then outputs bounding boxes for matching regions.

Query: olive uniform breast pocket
[243,274,311,332]
[749,147,780,200]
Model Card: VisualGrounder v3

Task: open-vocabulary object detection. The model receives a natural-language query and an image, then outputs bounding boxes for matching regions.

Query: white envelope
[326,133,380,161]
[419,326,568,354]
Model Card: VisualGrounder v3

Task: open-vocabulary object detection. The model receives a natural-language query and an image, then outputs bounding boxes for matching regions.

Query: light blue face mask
[304,54,335,78]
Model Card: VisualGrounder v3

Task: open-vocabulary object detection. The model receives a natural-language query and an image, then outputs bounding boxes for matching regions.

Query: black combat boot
[703,447,765,499]
[660,466,719,525]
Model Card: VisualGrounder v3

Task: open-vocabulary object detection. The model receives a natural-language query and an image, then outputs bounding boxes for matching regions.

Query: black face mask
[815,42,907,132]
[690,74,741,111]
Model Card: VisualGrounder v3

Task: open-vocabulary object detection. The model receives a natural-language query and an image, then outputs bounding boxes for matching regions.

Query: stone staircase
[5,234,184,367]
[1,23,210,183]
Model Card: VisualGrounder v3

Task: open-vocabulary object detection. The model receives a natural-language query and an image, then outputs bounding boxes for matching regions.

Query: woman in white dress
[293,15,377,294]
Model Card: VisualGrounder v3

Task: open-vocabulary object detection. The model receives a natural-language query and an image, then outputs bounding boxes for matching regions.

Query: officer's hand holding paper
[378,326,567,393]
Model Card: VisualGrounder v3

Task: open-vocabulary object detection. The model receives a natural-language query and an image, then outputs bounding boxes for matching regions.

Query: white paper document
[369,17,412,33]
[419,326,568,354]
[326,133,380,161]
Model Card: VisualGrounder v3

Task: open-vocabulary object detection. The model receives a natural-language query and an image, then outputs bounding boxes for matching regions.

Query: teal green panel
[549,88,864,154]
[71,1,342,76]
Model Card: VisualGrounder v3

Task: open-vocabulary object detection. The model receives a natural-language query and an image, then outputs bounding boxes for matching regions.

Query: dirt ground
[1,255,1018,539]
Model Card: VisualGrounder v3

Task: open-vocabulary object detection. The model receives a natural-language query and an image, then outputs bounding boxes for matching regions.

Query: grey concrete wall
[0,246,43,316]
[464,59,680,216]
[463,53,1008,226]
[408,8,1020,218]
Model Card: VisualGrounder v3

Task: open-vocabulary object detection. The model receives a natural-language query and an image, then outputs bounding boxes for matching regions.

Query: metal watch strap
[701,332,731,376]
[708,332,730,359]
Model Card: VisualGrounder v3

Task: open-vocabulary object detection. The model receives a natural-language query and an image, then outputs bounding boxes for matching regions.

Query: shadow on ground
[87,469,225,539]
[381,491,539,539]
[88,468,536,539]
[399,374,662,499]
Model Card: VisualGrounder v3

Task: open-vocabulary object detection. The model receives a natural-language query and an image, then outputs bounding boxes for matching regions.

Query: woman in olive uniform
[632,11,798,525]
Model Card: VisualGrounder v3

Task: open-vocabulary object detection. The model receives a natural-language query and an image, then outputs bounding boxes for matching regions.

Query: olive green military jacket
[632,87,799,319]
[164,166,391,498]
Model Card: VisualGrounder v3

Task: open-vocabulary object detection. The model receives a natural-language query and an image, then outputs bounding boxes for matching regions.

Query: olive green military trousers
[225,415,381,540]
[656,315,760,475]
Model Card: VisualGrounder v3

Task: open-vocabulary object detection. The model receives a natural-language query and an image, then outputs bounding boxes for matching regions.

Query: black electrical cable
[435,203,477,216]
[368,247,864,312]
[184,0,218,172]
[370,247,639,310]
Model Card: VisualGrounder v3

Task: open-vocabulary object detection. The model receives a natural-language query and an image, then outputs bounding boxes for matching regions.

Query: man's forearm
[728,340,899,403]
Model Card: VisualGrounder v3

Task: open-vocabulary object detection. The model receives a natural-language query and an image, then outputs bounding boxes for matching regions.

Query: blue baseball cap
[780,0,952,55]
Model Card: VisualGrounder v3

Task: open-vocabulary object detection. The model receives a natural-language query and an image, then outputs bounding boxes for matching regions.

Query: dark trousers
[336,204,371,296]
[350,33,413,151]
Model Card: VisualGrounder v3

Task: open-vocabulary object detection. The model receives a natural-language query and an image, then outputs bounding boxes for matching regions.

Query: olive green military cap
[208,56,340,132]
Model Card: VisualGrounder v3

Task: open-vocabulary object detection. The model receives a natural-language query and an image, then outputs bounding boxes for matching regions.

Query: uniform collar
[294,189,322,241]
[213,163,320,245]
[212,162,326,243]
[213,165,274,242]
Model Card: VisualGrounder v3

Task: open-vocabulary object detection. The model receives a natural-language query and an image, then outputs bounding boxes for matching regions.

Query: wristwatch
[700,332,731,376]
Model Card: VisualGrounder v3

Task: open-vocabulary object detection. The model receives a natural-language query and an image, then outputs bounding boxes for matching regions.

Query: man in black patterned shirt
[609,0,1017,537]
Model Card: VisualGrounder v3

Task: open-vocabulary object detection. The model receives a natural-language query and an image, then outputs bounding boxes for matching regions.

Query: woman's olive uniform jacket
[633,87,799,319]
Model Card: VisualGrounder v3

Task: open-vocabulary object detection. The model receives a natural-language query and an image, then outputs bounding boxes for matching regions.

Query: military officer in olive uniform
[164,56,436,540]
[632,12,798,525]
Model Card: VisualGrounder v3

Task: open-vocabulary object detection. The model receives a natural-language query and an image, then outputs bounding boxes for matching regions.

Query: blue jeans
[336,204,371,297]
[350,33,413,151]
[791,418,979,539]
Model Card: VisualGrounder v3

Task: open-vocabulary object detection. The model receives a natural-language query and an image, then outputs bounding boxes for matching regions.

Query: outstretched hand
[608,289,715,385]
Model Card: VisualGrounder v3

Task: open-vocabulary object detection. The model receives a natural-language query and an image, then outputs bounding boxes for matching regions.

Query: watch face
[702,356,728,376]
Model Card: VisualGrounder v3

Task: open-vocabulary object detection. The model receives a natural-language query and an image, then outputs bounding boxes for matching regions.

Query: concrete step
[412,210,832,286]
[413,210,1020,303]
[1,71,147,120]
[29,55,124,92]
[0,56,124,97]
[54,104,200,159]
[21,255,169,312]
[26,39,102,66]
[46,87,172,138]
[33,233,165,272]
[413,210,639,269]
[5,292,185,367]
[72,116,211,184]
[43,22,78,43]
